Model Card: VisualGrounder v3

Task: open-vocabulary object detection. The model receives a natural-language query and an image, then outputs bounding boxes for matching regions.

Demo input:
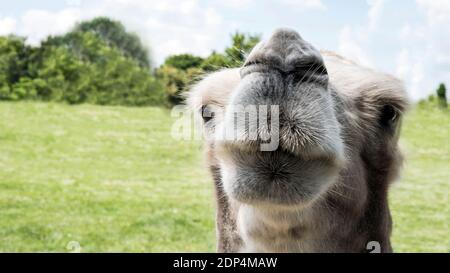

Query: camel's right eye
[201,105,215,123]
[379,104,399,129]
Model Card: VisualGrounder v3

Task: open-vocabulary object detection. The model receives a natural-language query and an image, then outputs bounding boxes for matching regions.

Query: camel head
[187,28,408,252]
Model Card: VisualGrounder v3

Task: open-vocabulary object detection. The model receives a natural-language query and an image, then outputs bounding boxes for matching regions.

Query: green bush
[155,65,202,105]
[156,32,261,105]
[73,17,151,69]
[224,31,261,67]
[35,32,165,106]
[0,35,33,100]
[0,17,165,106]
[164,54,204,71]
[200,51,230,72]
[436,83,447,108]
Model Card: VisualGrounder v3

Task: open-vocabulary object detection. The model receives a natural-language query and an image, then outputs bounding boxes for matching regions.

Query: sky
[0,0,448,100]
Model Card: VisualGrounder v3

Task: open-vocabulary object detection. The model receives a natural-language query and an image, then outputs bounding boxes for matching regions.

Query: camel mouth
[219,147,342,207]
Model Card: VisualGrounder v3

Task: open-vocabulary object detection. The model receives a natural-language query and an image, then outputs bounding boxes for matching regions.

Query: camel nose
[243,28,328,82]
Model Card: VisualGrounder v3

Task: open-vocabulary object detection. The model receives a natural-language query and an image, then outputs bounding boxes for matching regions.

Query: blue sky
[0,0,448,100]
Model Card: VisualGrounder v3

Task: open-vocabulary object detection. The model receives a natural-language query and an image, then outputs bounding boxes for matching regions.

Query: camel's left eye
[201,105,215,123]
[379,105,398,128]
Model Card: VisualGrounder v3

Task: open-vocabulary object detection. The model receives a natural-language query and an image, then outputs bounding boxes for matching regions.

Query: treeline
[420,83,448,109]
[156,32,259,105]
[0,17,260,107]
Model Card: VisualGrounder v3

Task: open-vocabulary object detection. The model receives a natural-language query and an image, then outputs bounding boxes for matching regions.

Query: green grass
[0,102,214,252]
[0,101,448,252]
[390,104,450,253]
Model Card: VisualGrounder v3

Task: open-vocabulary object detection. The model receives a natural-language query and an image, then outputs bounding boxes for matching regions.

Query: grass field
[0,101,448,252]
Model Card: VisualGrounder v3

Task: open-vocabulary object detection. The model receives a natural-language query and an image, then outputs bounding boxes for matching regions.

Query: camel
[187,28,408,253]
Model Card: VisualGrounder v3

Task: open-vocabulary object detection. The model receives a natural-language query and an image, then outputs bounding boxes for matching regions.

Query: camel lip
[219,143,342,208]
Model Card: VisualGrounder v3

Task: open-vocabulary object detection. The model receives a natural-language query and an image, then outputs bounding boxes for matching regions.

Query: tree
[155,54,204,105]
[155,32,261,105]
[436,83,447,108]
[199,32,261,71]
[0,35,34,100]
[73,17,151,68]
[164,54,204,70]
[224,32,261,67]
[201,51,230,72]
[155,65,202,105]
[0,28,164,106]
[0,17,164,106]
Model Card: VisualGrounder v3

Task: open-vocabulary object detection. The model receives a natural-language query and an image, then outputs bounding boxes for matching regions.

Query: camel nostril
[243,28,328,84]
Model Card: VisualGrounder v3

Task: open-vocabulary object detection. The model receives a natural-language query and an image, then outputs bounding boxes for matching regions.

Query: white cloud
[394,0,450,100]
[338,26,372,67]
[335,0,450,100]
[417,0,450,25]
[0,17,16,35]
[0,0,224,64]
[395,49,426,100]
[213,0,326,11]
[215,0,254,9]
[204,7,223,26]
[280,0,326,11]
[102,0,199,13]
[18,8,84,45]
[337,0,386,67]
[367,0,385,31]
[103,0,225,64]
